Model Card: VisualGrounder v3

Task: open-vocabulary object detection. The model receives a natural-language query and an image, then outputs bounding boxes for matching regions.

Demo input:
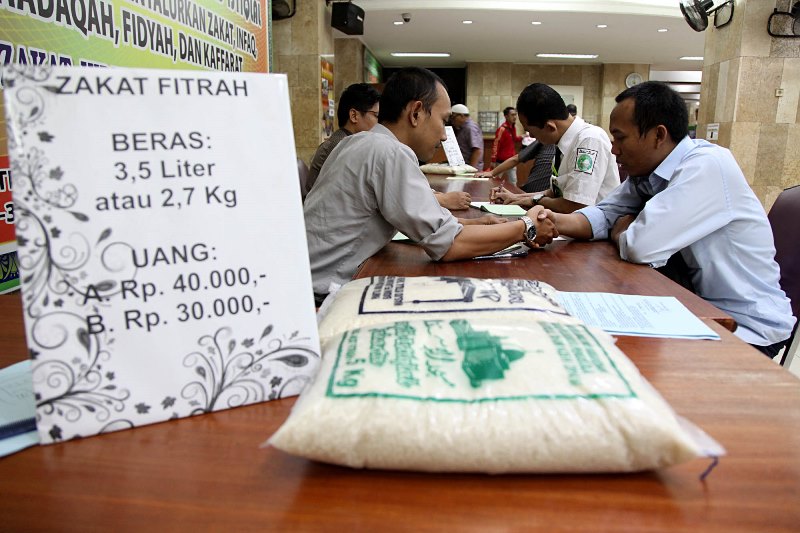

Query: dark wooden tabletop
[361,173,736,332]
[0,296,798,531]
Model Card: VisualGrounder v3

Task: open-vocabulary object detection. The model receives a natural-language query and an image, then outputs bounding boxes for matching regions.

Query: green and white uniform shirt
[550,117,620,206]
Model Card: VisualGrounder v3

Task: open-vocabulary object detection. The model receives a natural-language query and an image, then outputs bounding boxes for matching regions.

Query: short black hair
[337,83,381,129]
[615,81,688,143]
[503,106,515,116]
[378,67,447,124]
[566,104,577,116]
[516,83,569,128]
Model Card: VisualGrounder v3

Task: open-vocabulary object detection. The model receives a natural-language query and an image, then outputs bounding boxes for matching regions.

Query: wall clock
[625,72,644,88]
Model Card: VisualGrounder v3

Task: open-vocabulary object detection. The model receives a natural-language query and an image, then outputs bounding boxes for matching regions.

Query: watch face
[526,225,537,242]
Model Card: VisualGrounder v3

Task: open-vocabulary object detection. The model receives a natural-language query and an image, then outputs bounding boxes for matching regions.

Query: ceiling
[334,0,708,72]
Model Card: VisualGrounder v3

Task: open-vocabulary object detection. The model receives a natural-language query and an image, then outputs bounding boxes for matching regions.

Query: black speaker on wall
[332,2,364,35]
[272,0,295,20]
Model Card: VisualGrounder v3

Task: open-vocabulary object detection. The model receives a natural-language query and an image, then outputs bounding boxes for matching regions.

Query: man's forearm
[537,196,587,214]
[441,220,525,261]
[551,212,593,239]
[490,156,518,177]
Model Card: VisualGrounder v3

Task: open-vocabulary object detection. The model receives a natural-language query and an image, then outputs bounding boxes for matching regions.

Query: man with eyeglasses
[307,83,381,191]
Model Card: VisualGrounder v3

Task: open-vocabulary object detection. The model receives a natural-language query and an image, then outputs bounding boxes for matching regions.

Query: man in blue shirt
[549,81,795,356]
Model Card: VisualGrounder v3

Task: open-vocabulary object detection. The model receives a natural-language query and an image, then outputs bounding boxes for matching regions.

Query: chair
[297,158,310,201]
[767,185,800,367]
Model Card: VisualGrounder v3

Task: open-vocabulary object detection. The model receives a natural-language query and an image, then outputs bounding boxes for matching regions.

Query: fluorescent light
[596,24,608,28]
[658,28,668,32]
[462,20,473,24]
[680,56,704,61]
[393,21,403,25]
[391,52,451,58]
[531,21,542,25]
[536,53,598,59]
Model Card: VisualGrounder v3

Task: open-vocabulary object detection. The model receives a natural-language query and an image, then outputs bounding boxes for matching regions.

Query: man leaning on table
[304,67,558,305]
[488,83,620,213]
[548,81,795,357]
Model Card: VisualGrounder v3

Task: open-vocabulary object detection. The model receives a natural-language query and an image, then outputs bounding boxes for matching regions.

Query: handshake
[523,204,559,248]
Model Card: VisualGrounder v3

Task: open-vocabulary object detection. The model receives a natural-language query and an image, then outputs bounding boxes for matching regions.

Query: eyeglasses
[363,110,379,118]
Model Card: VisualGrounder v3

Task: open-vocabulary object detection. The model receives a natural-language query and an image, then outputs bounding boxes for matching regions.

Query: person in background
[490,83,619,214]
[490,107,523,184]
[548,81,795,357]
[306,82,470,210]
[566,103,578,117]
[307,83,381,192]
[304,67,557,304]
[450,104,484,169]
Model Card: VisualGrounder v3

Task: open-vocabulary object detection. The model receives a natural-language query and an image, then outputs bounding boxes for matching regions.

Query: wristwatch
[532,192,545,206]
[520,215,537,247]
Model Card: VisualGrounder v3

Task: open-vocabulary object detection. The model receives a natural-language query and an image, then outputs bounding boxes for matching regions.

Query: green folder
[470,202,526,216]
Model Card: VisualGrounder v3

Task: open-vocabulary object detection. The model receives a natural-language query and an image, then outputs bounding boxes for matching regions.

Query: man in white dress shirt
[549,81,795,356]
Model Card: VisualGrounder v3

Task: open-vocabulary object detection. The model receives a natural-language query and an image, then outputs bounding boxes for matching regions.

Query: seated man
[304,67,557,303]
[489,83,620,213]
[306,82,470,211]
[549,81,795,356]
[307,83,381,192]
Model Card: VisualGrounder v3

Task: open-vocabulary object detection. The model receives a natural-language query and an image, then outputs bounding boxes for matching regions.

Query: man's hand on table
[474,170,494,179]
[435,190,472,210]
[490,186,532,207]
[526,205,558,247]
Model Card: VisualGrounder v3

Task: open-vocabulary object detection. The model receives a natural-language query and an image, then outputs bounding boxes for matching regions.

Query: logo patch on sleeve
[575,148,598,174]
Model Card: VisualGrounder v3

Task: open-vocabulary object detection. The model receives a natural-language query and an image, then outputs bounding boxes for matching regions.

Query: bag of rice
[316,276,569,340]
[268,276,724,473]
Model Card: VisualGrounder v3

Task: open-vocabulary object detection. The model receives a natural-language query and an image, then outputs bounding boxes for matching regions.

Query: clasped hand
[526,205,558,247]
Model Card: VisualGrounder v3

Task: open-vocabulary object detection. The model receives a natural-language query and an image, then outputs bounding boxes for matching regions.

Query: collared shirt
[304,124,463,296]
[307,128,352,192]
[454,118,484,168]
[552,117,620,205]
[578,136,795,345]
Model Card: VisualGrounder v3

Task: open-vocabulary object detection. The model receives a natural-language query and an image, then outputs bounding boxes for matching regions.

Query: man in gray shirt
[304,67,558,303]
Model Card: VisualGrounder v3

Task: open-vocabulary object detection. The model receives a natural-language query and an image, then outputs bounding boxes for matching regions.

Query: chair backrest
[297,158,310,201]
[768,185,800,321]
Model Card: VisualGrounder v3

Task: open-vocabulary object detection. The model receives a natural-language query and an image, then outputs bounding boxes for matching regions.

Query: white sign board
[706,123,720,141]
[4,66,321,444]
[442,126,466,166]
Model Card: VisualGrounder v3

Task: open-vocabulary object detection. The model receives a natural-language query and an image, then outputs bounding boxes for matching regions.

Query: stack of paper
[556,292,720,340]
[0,360,39,457]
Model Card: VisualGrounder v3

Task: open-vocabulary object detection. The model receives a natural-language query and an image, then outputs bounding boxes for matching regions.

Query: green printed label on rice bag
[326,319,636,402]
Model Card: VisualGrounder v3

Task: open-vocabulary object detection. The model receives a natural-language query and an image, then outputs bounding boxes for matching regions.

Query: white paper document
[557,292,720,340]
[0,361,39,457]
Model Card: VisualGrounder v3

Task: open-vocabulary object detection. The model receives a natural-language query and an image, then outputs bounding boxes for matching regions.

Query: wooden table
[1,175,795,530]
[366,173,736,332]
[1,292,798,531]
[355,239,736,332]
